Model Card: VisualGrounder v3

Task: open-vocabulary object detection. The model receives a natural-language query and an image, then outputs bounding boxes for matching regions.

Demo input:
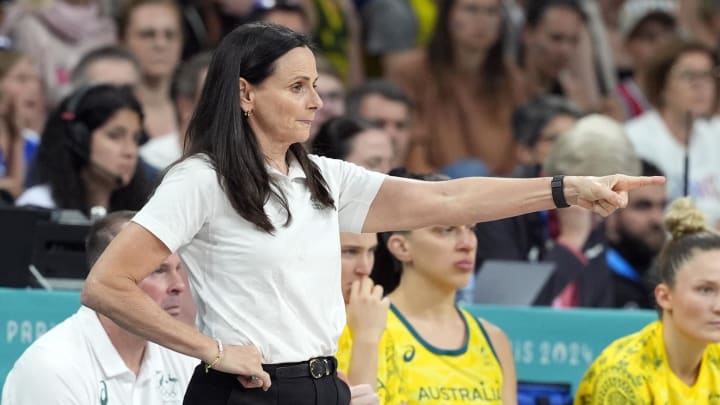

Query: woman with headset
[16,84,152,214]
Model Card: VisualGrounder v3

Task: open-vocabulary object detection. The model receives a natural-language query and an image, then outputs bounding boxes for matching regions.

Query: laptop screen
[472,260,556,306]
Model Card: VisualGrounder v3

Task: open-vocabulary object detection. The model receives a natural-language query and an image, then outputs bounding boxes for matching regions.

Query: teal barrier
[0,289,657,398]
[464,305,657,393]
[0,288,81,397]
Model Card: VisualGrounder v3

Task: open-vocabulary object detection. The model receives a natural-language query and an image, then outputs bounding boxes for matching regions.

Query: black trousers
[183,357,351,405]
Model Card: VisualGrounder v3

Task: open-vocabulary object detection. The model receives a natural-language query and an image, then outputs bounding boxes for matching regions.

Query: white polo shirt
[2,306,197,405]
[132,154,385,364]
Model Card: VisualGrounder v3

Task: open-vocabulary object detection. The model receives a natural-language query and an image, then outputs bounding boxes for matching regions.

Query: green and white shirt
[2,306,196,405]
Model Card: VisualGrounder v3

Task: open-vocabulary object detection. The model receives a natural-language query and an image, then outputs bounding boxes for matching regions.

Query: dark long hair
[182,22,334,233]
[35,85,151,214]
[426,0,511,105]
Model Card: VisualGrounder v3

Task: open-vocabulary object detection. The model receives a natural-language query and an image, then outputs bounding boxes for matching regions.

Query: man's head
[86,211,192,321]
[311,116,394,174]
[118,0,184,81]
[346,80,413,167]
[72,46,143,88]
[543,114,641,177]
[607,160,668,258]
[523,0,586,79]
[512,95,582,167]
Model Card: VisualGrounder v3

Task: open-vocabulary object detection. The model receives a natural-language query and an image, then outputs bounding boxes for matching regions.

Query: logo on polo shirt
[99,380,108,405]
[155,371,183,404]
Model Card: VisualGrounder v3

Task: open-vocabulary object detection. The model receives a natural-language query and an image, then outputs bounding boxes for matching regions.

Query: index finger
[613,175,665,192]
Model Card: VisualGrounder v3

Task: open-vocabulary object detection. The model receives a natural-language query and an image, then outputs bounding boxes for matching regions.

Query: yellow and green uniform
[575,321,720,404]
[337,304,504,404]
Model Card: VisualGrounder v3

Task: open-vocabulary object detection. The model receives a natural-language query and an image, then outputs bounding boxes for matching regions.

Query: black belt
[264,356,337,379]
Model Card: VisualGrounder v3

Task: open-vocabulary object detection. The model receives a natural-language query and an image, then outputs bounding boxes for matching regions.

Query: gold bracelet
[204,338,223,373]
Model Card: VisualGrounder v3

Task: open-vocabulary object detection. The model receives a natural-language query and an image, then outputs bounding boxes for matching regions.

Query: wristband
[551,175,570,208]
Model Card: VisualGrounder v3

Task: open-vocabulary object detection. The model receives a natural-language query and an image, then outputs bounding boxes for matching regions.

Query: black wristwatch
[551,175,570,208]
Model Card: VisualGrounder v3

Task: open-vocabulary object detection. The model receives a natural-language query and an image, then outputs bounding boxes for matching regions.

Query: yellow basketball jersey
[575,321,720,404]
[337,304,504,404]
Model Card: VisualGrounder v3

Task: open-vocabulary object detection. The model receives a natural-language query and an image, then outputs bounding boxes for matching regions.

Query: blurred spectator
[680,0,720,52]
[118,0,183,140]
[71,45,142,88]
[172,0,253,58]
[520,0,595,111]
[0,65,23,201]
[0,1,10,39]
[309,56,346,141]
[250,0,312,34]
[311,0,364,86]
[16,85,152,215]
[390,0,524,176]
[345,79,413,168]
[512,95,582,178]
[0,48,45,134]
[616,0,678,120]
[538,114,641,308]
[625,39,720,229]
[0,48,44,184]
[141,51,211,170]
[210,0,256,34]
[605,160,667,309]
[360,0,437,77]
[4,0,115,107]
[1,211,197,405]
[311,116,394,174]
[599,0,630,76]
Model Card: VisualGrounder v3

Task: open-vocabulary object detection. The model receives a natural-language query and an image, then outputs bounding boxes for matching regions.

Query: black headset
[61,85,95,163]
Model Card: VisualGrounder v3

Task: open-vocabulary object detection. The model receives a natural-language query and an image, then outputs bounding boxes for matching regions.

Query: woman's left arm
[480,320,517,405]
[362,175,664,233]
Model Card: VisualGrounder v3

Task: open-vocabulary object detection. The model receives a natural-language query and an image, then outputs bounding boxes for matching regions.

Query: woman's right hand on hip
[211,343,271,390]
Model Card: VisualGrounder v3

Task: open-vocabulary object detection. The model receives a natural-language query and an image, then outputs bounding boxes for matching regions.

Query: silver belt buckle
[309,358,329,379]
